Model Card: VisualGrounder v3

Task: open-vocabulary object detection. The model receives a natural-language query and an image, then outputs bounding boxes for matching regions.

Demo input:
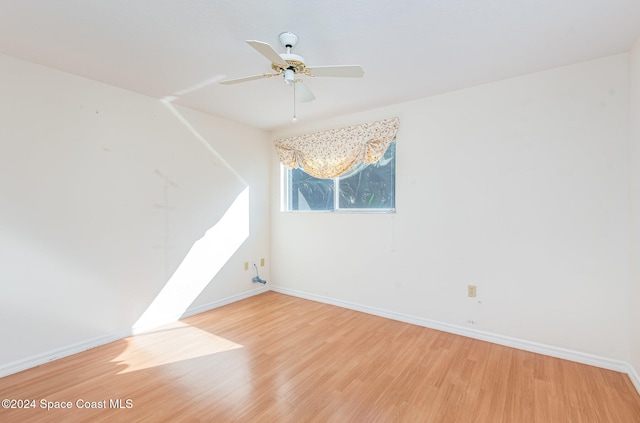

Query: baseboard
[132,285,270,334]
[180,285,269,320]
[629,363,640,395]
[0,329,133,379]
[270,286,636,382]
[0,286,269,379]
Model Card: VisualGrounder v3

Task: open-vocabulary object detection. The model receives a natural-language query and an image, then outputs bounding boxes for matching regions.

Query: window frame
[281,142,396,214]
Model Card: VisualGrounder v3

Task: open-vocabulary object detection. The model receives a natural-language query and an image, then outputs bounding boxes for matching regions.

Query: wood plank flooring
[1,291,639,422]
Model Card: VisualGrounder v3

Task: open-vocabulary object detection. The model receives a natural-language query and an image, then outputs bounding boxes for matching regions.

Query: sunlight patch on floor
[113,321,243,373]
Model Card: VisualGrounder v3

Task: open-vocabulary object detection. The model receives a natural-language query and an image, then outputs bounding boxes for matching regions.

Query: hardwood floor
[1,291,639,422]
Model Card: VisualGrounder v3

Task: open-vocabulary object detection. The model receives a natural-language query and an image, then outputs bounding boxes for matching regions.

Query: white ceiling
[1,0,639,131]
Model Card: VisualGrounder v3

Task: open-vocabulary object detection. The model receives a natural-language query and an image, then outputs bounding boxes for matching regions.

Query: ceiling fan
[219,32,364,117]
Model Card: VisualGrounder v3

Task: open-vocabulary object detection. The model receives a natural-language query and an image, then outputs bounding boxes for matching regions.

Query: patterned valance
[274,117,399,179]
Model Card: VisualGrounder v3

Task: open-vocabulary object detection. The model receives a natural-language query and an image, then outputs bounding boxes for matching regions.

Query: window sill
[281,209,396,214]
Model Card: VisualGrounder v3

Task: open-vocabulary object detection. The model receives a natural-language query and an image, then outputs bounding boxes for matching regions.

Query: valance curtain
[274,117,399,179]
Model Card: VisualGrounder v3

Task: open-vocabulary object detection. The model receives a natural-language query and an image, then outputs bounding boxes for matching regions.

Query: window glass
[338,142,395,209]
[289,168,335,211]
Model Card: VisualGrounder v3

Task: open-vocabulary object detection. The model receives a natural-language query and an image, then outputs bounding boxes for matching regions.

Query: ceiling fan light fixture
[284,68,295,85]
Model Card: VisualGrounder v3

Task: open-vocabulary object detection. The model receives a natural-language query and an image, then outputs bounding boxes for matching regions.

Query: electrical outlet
[467,285,477,297]
[260,258,265,267]
[243,262,249,271]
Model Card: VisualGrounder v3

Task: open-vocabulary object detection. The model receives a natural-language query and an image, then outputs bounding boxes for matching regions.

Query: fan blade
[219,74,275,85]
[307,65,364,78]
[247,40,288,66]
[294,81,316,103]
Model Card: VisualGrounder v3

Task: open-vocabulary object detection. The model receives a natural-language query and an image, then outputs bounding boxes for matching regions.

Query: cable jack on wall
[252,263,266,284]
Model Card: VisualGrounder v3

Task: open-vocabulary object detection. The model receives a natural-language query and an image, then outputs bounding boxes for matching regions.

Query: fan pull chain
[292,82,298,123]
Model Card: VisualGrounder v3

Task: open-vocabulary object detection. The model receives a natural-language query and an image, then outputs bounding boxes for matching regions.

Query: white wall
[0,54,270,371]
[629,37,640,382]
[271,54,631,361]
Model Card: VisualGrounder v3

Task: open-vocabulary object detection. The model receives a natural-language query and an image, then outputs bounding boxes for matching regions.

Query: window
[283,142,395,212]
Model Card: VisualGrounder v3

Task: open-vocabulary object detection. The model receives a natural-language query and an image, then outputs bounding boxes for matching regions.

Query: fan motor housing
[272,53,306,74]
